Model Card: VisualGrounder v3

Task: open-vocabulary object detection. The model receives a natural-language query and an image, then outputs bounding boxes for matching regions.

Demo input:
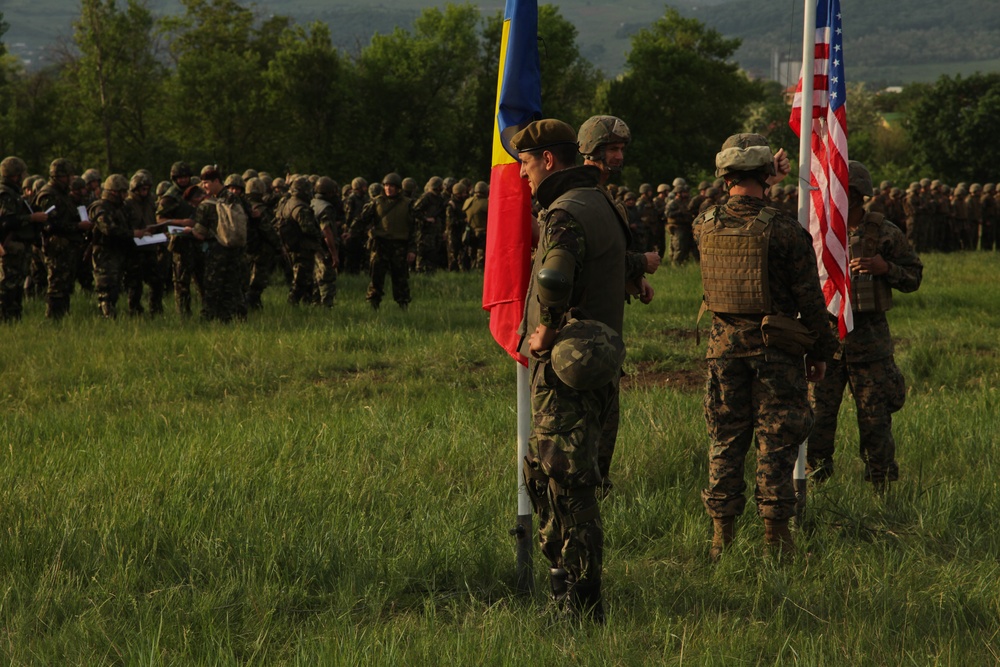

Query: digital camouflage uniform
[35,177,85,319]
[808,212,923,485]
[361,190,416,308]
[275,186,325,306]
[193,190,248,322]
[517,160,628,621]
[903,185,931,252]
[445,186,469,271]
[667,193,696,264]
[694,195,838,522]
[0,181,39,321]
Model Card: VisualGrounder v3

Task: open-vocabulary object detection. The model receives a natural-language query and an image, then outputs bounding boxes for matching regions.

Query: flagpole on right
[794,0,818,522]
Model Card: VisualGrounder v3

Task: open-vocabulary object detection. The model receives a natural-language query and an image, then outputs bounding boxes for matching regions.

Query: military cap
[577,115,630,157]
[551,318,625,391]
[510,119,578,153]
[82,168,102,184]
[0,156,28,179]
[847,160,874,197]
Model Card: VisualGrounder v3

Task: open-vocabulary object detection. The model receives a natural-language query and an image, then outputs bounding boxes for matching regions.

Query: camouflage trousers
[201,243,247,323]
[597,385,621,491]
[314,246,338,306]
[446,224,467,271]
[171,237,206,317]
[668,224,697,265]
[342,233,367,274]
[808,355,905,485]
[415,222,443,273]
[702,355,812,521]
[92,244,127,318]
[524,359,614,591]
[41,235,85,319]
[126,246,165,316]
[465,231,486,270]
[0,240,31,321]
[246,242,279,309]
[366,239,410,308]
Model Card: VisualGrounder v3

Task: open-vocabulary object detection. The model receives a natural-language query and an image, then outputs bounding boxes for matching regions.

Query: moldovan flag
[482,0,541,366]
[789,0,853,338]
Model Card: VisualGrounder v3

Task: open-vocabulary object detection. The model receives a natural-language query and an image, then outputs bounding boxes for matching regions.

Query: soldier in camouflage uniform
[694,134,837,559]
[82,169,102,204]
[341,177,369,274]
[966,183,983,251]
[808,161,922,488]
[360,173,416,309]
[124,172,165,316]
[666,182,696,264]
[903,181,930,252]
[90,175,151,318]
[68,176,95,295]
[275,176,325,306]
[623,191,648,252]
[462,181,489,270]
[35,159,92,319]
[190,166,248,322]
[0,157,50,321]
[311,176,342,306]
[244,177,282,309]
[513,119,628,622]
[413,176,447,273]
[157,161,203,317]
[981,183,997,251]
[445,181,469,272]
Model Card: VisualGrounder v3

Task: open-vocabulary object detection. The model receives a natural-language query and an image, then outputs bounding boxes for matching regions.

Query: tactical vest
[849,212,893,313]
[520,187,627,358]
[699,206,775,314]
[373,195,412,241]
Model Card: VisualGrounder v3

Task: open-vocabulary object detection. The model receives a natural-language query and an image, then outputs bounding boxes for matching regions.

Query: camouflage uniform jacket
[35,181,83,242]
[361,194,416,250]
[693,195,839,362]
[840,213,922,363]
[193,190,246,243]
[344,192,368,237]
[413,191,446,227]
[0,183,37,244]
[125,194,157,230]
[666,197,693,228]
[518,165,627,351]
[89,196,134,248]
[156,183,195,221]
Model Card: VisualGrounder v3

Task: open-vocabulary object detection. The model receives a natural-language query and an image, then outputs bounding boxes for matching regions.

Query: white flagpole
[514,362,533,592]
[795,0,817,522]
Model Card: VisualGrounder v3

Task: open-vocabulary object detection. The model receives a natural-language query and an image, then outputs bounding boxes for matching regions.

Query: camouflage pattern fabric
[808,354,905,484]
[92,245,127,318]
[702,356,813,521]
[445,198,468,271]
[342,192,369,274]
[366,238,410,308]
[245,198,281,309]
[36,181,83,318]
[413,190,446,272]
[170,236,205,316]
[667,197,696,264]
[0,240,31,320]
[194,192,247,322]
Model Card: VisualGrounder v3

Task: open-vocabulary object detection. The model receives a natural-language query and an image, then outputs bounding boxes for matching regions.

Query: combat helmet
[49,158,74,179]
[288,176,311,198]
[657,183,670,194]
[639,183,652,195]
[577,115,631,156]
[155,181,170,198]
[970,183,982,194]
[0,156,28,180]
[82,168,102,185]
[368,182,384,198]
[847,160,873,197]
[351,176,368,191]
[401,176,417,194]
[245,177,267,197]
[129,171,152,191]
[242,168,258,182]
[425,176,444,193]
[451,182,468,197]
[715,133,774,180]
[550,316,625,391]
[474,181,489,196]
[102,174,130,194]
[224,174,245,189]
[984,183,996,194]
[383,172,402,187]
[315,176,339,198]
[672,177,688,190]
[170,161,192,180]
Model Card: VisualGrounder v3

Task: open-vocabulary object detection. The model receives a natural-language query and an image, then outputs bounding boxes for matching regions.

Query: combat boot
[549,567,569,607]
[709,516,736,562]
[763,518,794,557]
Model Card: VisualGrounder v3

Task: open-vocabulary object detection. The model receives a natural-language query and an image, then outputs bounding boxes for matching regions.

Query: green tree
[906,73,1000,183]
[159,0,287,172]
[597,8,761,182]
[66,0,167,172]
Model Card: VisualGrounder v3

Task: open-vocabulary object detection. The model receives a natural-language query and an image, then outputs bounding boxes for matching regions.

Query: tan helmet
[474,181,489,196]
[241,168,258,181]
[129,171,152,191]
[245,177,267,197]
[451,182,468,197]
[383,172,402,187]
[315,176,339,198]
[401,176,417,193]
[224,173,245,189]
[289,176,311,197]
[425,176,443,193]
[0,156,28,180]
[577,115,631,159]
[351,176,368,191]
[103,174,130,193]
[49,158,74,179]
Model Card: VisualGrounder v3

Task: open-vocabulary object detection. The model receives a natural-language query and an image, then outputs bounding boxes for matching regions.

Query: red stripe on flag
[483,162,532,366]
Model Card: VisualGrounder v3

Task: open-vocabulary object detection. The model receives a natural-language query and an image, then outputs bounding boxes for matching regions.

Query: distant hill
[3,0,1000,86]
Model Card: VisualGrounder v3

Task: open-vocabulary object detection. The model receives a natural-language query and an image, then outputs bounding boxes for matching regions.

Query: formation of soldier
[0,157,496,321]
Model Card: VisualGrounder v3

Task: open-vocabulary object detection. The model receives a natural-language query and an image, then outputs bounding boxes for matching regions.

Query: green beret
[510,119,578,154]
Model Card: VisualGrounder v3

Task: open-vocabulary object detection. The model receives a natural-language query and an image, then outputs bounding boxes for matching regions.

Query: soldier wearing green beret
[514,118,629,622]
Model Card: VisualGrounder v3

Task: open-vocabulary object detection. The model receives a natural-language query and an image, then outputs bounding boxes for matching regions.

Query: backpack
[211,196,248,248]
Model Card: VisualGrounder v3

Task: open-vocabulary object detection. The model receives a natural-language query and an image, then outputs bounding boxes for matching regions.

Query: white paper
[78,205,89,222]
[167,225,186,235]
[134,233,168,246]
[45,205,56,214]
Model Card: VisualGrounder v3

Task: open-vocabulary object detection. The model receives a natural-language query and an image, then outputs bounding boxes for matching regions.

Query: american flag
[789,0,853,338]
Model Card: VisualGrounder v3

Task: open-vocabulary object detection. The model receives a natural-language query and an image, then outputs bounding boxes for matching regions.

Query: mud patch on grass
[623,361,703,392]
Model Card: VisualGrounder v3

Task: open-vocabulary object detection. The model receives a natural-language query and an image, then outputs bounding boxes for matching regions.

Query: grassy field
[2,251,999,664]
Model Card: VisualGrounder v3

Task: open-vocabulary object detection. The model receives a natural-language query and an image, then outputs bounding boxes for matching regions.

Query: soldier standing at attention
[35,158,92,319]
[807,161,922,489]
[694,133,837,560]
[514,119,628,622]
[361,173,416,310]
[0,157,50,321]
[667,179,696,264]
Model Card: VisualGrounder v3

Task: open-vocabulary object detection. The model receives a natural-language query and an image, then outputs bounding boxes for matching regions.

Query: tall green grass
[1,253,998,664]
